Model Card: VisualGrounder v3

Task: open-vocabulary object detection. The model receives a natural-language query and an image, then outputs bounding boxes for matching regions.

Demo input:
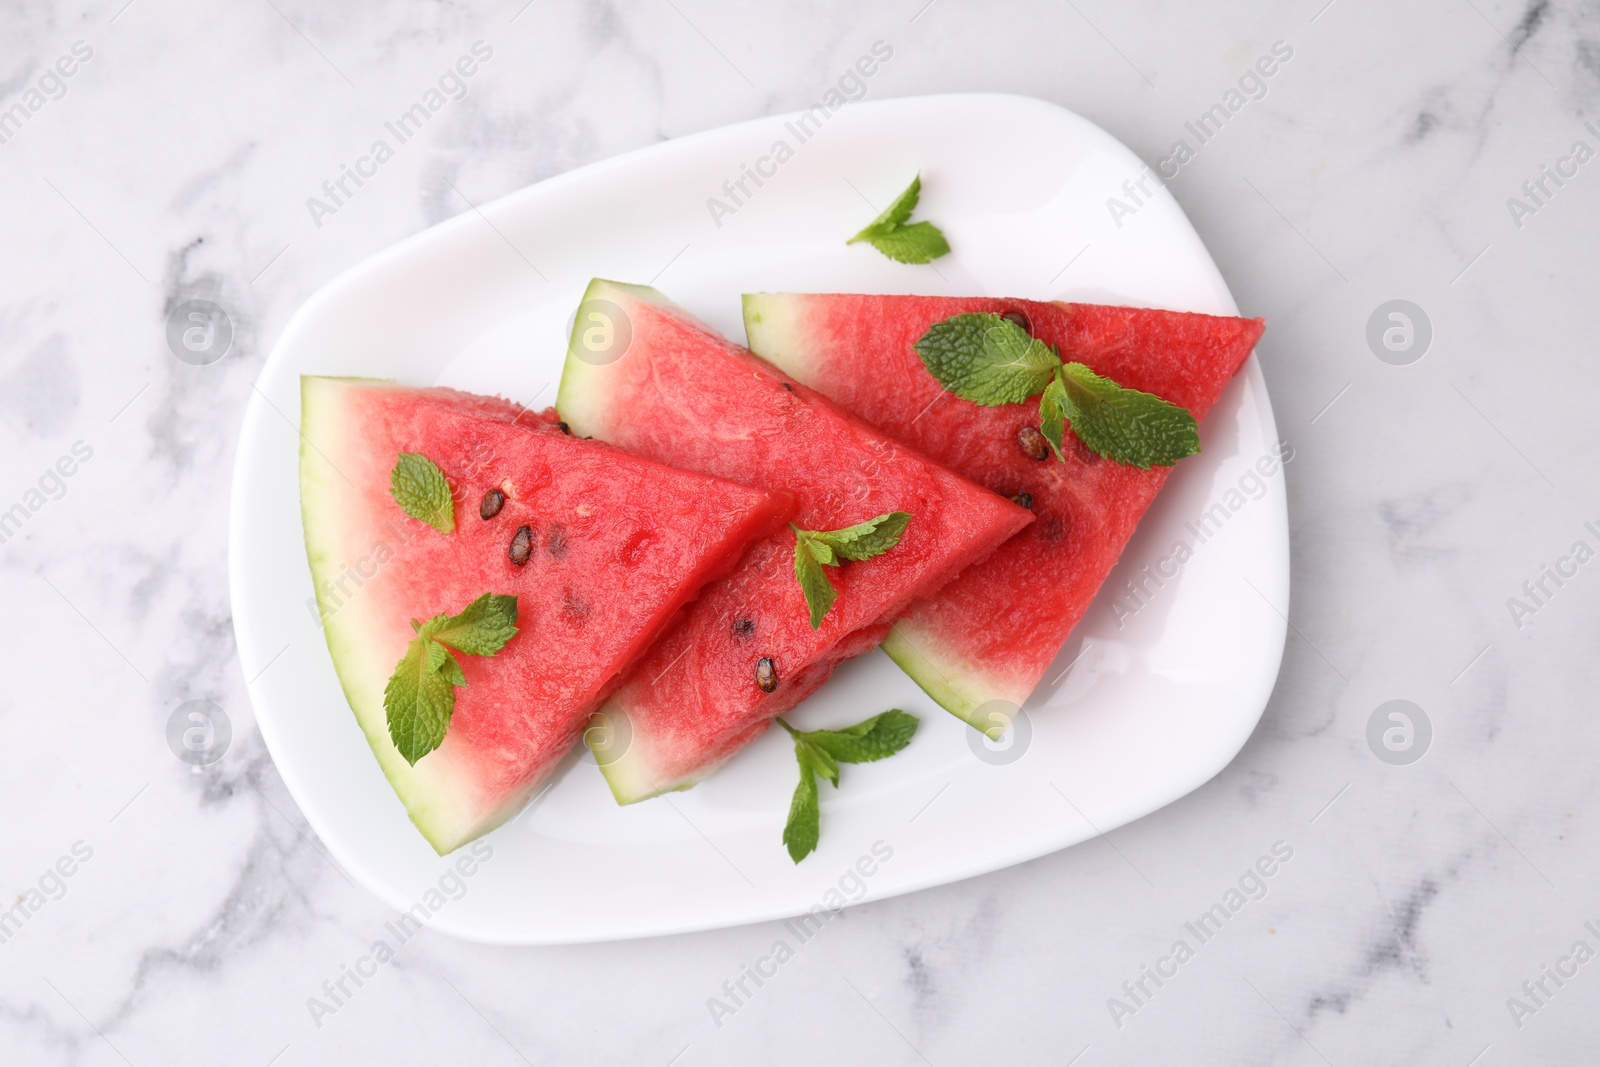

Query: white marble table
[2,0,1595,1063]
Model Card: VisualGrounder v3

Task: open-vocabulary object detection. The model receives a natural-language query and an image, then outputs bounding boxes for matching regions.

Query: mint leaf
[782,757,820,863]
[1056,362,1201,469]
[423,638,452,674]
[384,636,460,765]
[800,709,920,764]
[847,175,950,265]
[914,314,1058,405]
[1039,375,1069,459]
[793,541,838,629]
[390,452,455,534]
[913,311,1204,470]
[791,513,914,629]
[383,593,519,765]
[810,511,912,562]
[856,221,950,265]
[777,710,920,863]
[418,592,519,656]
[799,737,840,788]
[864,173,921,229]
[435,646,467,687]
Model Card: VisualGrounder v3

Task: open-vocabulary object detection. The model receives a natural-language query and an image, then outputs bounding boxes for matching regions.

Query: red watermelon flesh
[743,295,1264,734]
[556,281,1032,802]
[300,377,792,852]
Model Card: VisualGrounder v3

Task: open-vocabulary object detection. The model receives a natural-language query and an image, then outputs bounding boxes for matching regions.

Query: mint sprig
[913,313,1060,405]
[384,593,518,764]
[847,174,950,265]
[779,710,919,863]
[390,452,455,533]
[1048,362,1200,469]
[792,512,912,629]
[914,313,1201,470]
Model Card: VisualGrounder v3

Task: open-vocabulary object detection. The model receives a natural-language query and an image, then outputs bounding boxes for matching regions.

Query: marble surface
[2,0,1597,1062]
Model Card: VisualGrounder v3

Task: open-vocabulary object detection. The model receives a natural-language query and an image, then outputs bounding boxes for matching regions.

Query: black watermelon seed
[755,657,778,693]
[1000,309,1031,333]
[1011,492,1034,509]
[1017,425,1050,461]
[509,525,534,566]
[479,488,506,520]
[781,382,794,392]
[557,421,571,435]
[733,618,755,640]
[546,524,568,559]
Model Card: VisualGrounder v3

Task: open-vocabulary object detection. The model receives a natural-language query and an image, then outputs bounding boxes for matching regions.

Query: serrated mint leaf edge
[782,754,820,863]
[420,592,519,656]
[384,636,459,766]
[389,452,455,534]
[1057,362,1202,470]
[858,222,950,265]
[846,174,950,264]
[382,592,520,765]
[847,174,921,241]
[801,709,920,764]
[913,314,1056,405]
[792,533,838,630]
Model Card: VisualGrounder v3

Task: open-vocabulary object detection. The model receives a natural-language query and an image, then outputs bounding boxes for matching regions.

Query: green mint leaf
[782,755,820,863]
[1056,362,1201,469]
[384,593,518,764]
[776,711,919,862]
[801,709,920,764]
[390,452,455,534]
[913,312,1203,470]
[800,738,840,787]
[792,531,839,630]
[434,644,467,687]
[792,514,913,628]
[384,636,461,765]
[847,175,950,265]
[417,592,519,656]
[914,313,1059,405]
[809,511,912,562]
[1039,375,1069,459]
[854,173,922,231]
[779,721,838,782]
[856,221,950,265]
[802,536,838,568]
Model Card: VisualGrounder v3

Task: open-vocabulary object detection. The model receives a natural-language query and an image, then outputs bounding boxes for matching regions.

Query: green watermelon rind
[740,293,810,380]
[585,705,712,805]
[301,376,522,855]
[556,277,678,440]
[880,624,1020,740]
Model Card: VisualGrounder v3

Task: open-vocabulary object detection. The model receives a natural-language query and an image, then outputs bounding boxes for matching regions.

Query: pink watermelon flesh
[743,294,1264,733]
[556,281,1032,802]
[300,377,792,852]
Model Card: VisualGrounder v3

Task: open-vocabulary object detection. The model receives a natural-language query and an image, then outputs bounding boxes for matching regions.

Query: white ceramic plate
[229,93,1288,944]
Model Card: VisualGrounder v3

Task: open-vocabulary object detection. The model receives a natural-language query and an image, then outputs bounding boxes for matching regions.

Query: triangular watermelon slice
[300,377,792,852]
[743,294,1264,734]
[556,281,1032,803]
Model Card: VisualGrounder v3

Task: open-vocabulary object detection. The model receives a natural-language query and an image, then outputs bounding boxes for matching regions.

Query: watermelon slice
[300,376,792,852]
[743,294,1264,734]
[556,280,1032,803]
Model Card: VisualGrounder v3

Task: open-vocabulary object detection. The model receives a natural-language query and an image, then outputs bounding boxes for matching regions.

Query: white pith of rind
[301,376,537,854]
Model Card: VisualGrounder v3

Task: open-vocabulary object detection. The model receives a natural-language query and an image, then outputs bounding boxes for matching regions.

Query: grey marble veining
[2,0,1598,1063]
